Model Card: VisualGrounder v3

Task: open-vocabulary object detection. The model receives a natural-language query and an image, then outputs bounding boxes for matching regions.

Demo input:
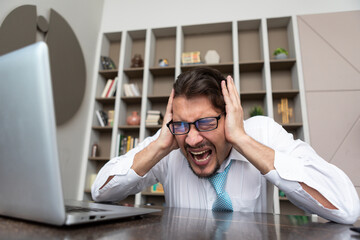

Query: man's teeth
[190,150,208,155]
[190,150,210,162]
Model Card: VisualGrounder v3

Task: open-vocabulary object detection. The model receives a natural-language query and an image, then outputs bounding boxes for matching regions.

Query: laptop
[0,42,159,226]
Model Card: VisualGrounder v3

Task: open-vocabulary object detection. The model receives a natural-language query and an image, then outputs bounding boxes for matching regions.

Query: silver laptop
[0,42,159,226]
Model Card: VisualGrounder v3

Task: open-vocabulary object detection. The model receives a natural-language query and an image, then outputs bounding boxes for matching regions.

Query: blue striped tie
[208,160,233,211]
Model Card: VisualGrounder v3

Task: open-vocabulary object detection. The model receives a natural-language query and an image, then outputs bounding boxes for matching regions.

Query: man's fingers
[221,80,231,106]
[163,89,174,124]
[226,75,241,105]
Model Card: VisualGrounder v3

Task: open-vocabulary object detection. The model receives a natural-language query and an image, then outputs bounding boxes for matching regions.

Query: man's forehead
[172,96,221,121]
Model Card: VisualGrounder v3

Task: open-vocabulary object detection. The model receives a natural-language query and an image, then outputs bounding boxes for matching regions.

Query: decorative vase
[204,50,220,64]
[274,53,288,59]
[127,111,140,125]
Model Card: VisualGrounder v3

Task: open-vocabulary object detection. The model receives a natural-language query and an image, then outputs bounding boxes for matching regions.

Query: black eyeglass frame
[166,113,223,135]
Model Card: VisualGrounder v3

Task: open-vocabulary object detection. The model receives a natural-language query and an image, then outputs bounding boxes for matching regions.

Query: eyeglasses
[167,113,223,135]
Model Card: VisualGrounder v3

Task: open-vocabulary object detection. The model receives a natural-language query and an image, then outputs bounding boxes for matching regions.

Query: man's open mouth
[190,149,212,164]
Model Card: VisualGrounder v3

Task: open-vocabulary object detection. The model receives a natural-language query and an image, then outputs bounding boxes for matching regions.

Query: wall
[297,10,360,196]
[101,0,360,32]
[0,0,104,200]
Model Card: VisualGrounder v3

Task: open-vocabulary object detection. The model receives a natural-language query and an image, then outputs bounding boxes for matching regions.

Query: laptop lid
[0,42,160,226]
[0,42,66,225]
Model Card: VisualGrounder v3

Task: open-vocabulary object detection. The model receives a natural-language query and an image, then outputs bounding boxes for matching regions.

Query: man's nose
[185,125,203,146]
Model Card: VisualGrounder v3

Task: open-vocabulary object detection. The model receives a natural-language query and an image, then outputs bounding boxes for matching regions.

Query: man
[92,67,359,224]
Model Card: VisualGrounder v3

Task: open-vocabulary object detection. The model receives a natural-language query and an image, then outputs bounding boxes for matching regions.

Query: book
[95,110,105,126]
[130,83,141,96]
[123,84,132,97]
[123,83,141,97]
[106,77,118,97]
[101,79,113,98]
[105,79,115,98]
[95,110,108,127]
[95,110,108,126]
[145,110,163,125]
[118,135,139,155]
[151,183,164,193]
[107,110,114,126]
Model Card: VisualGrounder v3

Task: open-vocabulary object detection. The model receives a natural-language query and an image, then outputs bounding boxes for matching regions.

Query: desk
[0,208,359,239]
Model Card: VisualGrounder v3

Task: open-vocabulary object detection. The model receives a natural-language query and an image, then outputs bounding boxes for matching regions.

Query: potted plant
[273,48,288,59]
[250,106,264,117]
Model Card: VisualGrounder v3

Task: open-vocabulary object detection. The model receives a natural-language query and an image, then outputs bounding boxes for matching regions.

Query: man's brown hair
[173,67,226,112]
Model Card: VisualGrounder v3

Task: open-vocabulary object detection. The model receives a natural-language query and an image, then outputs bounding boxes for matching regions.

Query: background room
[1,0,359,215]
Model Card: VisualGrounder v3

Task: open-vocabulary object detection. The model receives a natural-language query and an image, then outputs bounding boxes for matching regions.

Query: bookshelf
[84,16,309,212]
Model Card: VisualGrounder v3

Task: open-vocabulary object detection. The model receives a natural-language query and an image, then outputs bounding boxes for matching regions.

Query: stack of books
[145,110,163,126]
[116,134,139,156]
[95,109,114,127]
[123,83,141,97]
[101,77,118,98]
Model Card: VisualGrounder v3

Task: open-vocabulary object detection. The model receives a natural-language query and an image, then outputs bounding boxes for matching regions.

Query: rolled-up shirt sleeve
[91,131,164,202]
[263,118,360,224]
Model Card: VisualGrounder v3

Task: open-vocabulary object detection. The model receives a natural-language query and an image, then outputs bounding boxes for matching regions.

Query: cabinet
[83,16,308,214]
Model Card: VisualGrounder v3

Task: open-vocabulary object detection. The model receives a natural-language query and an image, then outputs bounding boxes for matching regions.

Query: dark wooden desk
[0,208,359,239]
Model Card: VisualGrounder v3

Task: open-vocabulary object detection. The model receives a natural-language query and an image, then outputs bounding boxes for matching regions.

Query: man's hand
[131,89,178,176]
[221,75,247,145]
[221,75,275,174]
[155,89,179,152]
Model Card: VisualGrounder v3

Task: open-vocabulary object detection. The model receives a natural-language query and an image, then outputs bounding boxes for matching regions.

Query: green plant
[250,106,264,117]
[273,47,288,56]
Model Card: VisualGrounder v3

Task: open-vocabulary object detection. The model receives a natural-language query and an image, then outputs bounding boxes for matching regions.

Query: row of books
[145,110,163,125]
[123,83,141,97]
[116,134,139,156]
[95,109,114,127]
[100,56,116,70]
[101,77,118,98]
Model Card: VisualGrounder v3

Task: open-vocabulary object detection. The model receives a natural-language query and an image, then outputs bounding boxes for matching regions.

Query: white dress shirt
[92,116,360,224]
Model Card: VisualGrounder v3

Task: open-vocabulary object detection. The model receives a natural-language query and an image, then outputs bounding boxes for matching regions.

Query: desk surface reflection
[0,207,359,239]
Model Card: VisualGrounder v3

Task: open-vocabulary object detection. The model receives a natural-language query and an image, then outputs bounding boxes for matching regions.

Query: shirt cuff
[264,169,301,193]
[273,150,306,182]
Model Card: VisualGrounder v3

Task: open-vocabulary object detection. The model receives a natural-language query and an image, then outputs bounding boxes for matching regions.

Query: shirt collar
[219,147,249,172]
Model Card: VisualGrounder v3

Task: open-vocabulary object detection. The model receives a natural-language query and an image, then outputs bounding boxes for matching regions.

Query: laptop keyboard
[65,205,109,213]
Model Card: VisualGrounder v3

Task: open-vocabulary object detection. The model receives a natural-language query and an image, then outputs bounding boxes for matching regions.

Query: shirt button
[127,178,131,182]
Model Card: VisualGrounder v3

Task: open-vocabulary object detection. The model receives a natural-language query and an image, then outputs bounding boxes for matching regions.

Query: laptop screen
[0,42,66,225]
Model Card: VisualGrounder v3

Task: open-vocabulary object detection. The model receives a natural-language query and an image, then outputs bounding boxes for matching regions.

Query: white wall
[0,0,104,200]
[101,0,360,32]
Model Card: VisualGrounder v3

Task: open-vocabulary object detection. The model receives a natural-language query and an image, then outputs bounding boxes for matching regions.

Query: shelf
[141,191,164,196]
[92,126,113,132]
[282,123,303,131]
[146,125,162,130]
[239,60,264,72]
[121,96,142,104]
[123,67,144,78]
[88,157,110,161]
[148,95,169,103]
[118,125,140,130]
[272,90,299,98]
[99,69,118,79]
[270,58,296,70]
[181,62,234,73]
[240,91,266,100]
[149,66,176,76]
[96,97,116,104]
